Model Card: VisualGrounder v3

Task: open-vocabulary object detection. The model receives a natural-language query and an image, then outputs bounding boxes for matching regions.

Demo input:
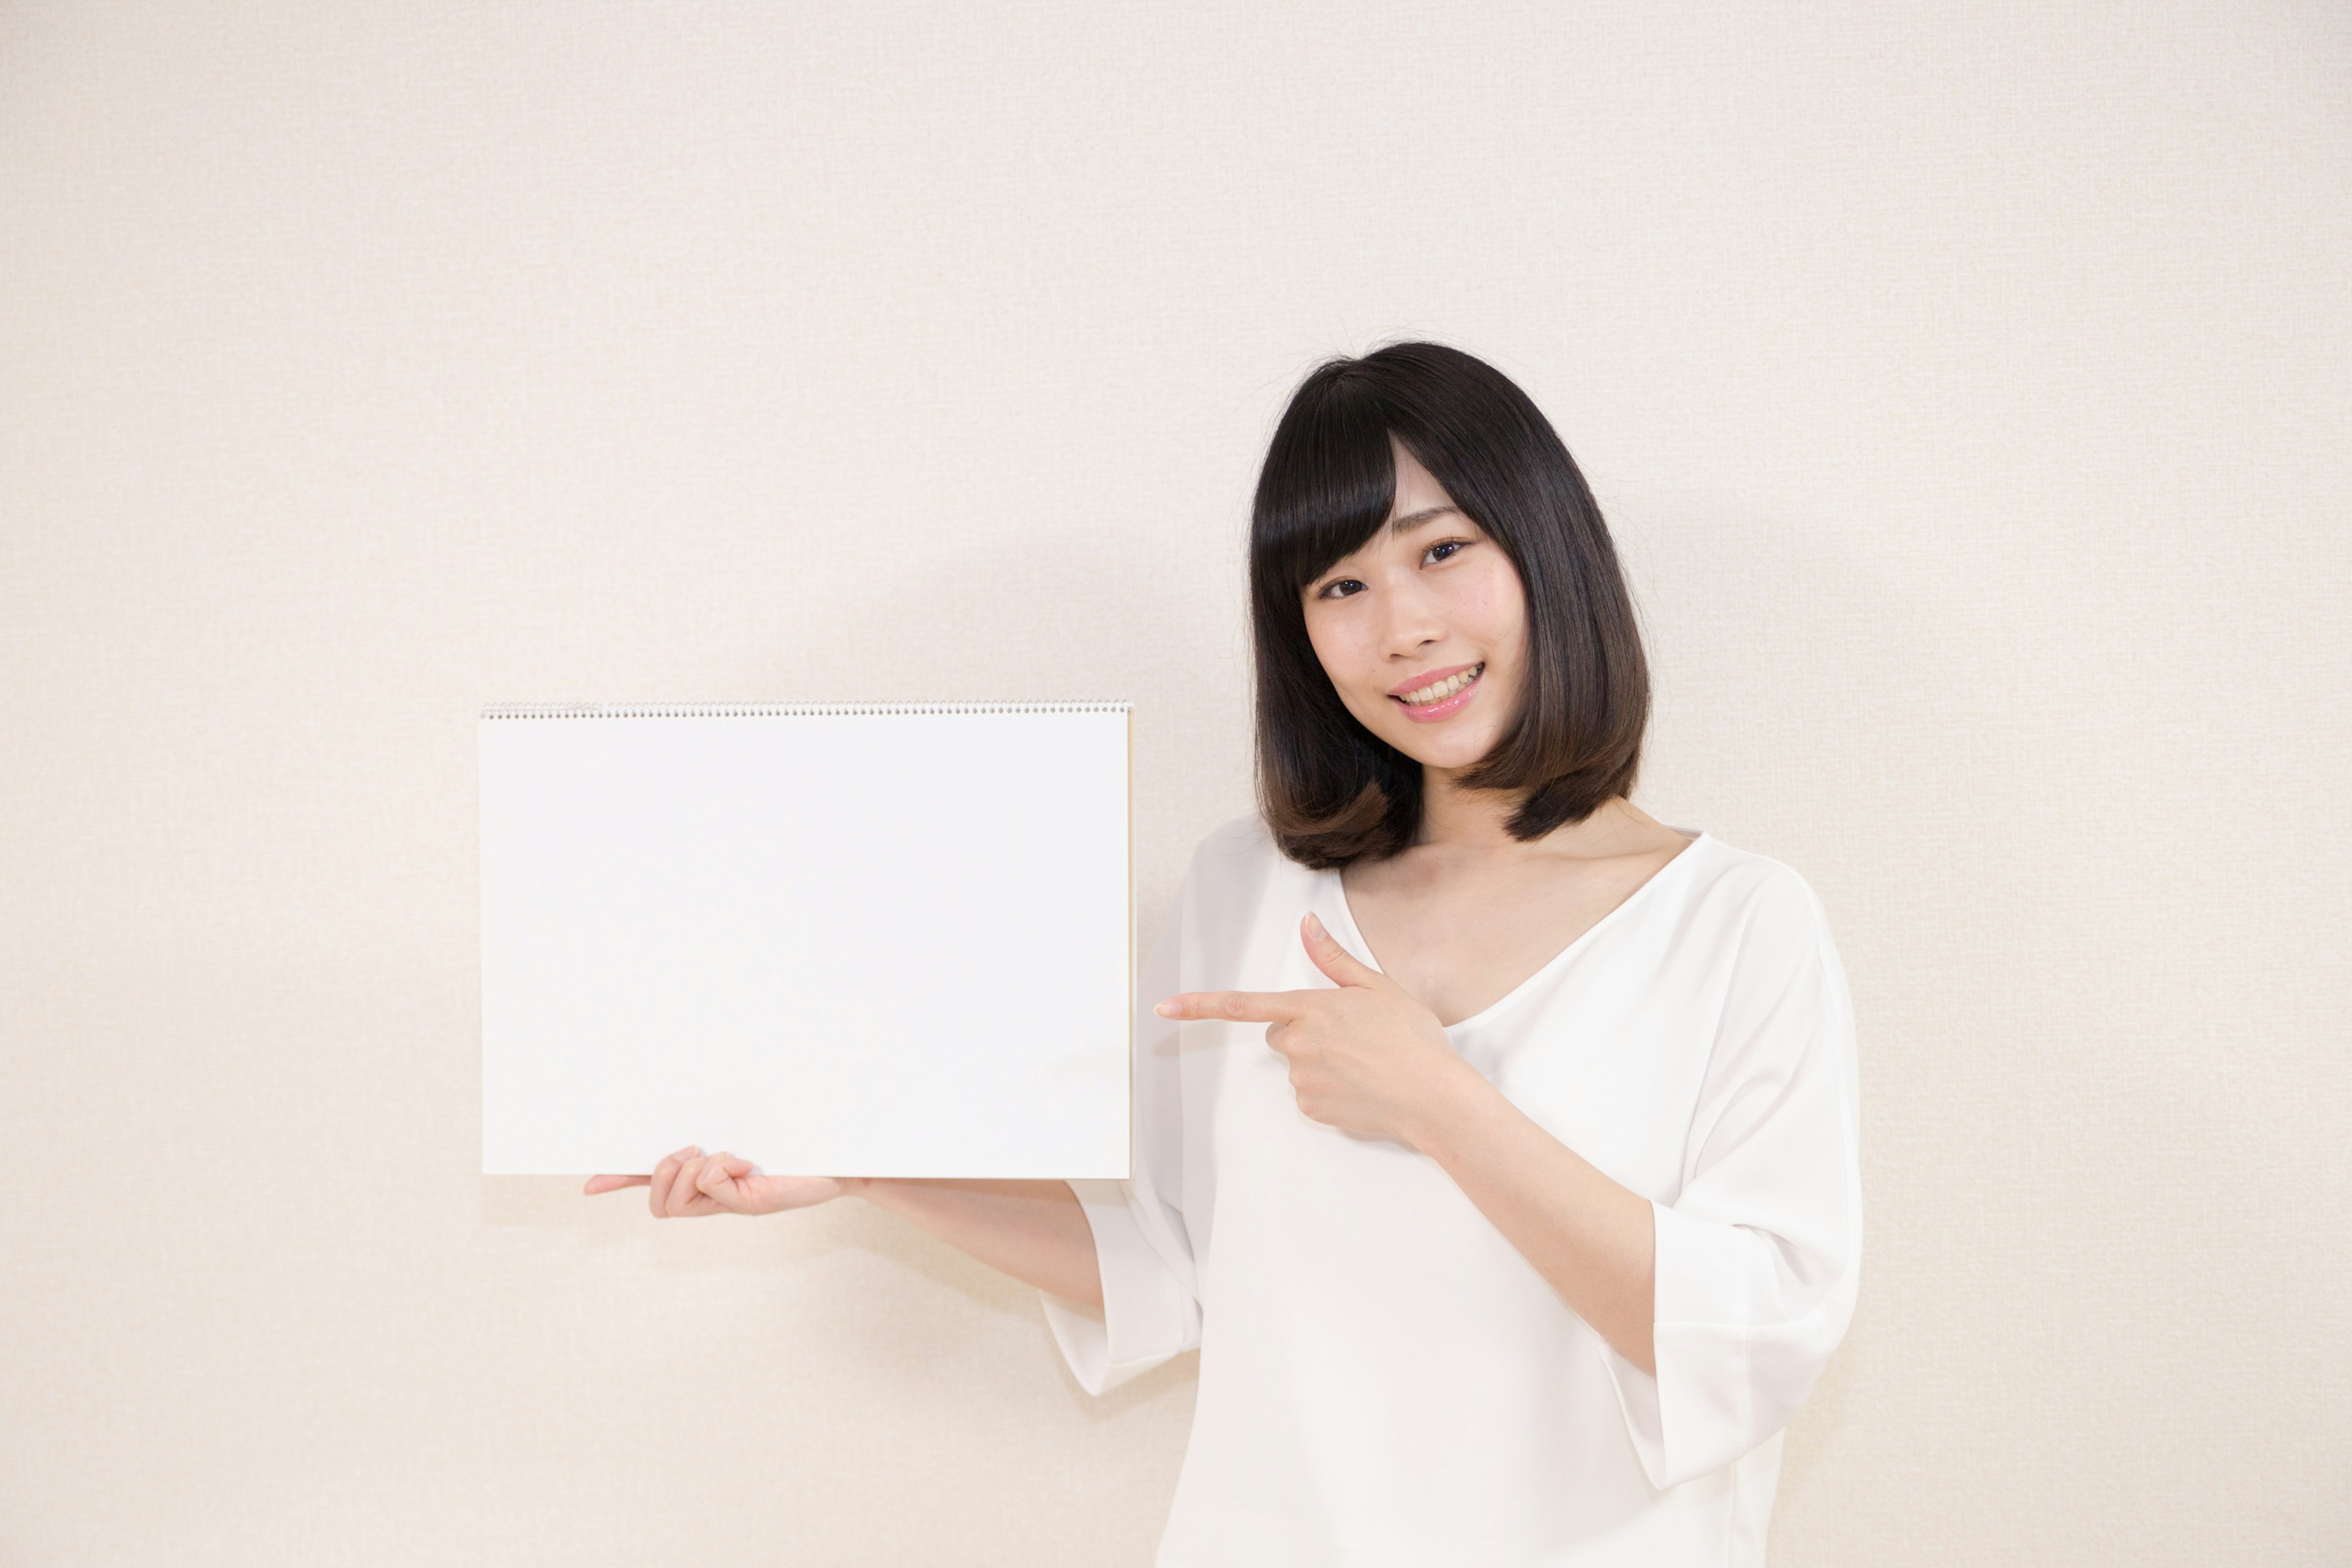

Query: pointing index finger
[1155,990,1306,1023]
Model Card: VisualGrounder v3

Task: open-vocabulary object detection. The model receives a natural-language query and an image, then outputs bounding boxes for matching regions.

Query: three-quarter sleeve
[1600,869,1864,1491]
[1040,888,1204,1393]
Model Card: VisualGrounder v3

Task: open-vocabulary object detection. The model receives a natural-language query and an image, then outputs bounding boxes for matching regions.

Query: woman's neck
[1414,767,1653,858]
[1415,768,1526,853]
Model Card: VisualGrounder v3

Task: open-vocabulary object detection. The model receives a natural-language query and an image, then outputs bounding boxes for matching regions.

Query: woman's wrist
[1405,1053,1503,1159]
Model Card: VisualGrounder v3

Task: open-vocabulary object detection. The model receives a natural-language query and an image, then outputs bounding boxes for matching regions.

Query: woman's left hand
[1156,913,1479,1150]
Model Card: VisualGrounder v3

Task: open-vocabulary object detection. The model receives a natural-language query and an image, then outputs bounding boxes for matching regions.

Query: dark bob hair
[1251,341,1651,869]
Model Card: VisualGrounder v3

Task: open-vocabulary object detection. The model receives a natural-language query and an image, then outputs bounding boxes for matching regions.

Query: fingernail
[1155,1000,1177,1017]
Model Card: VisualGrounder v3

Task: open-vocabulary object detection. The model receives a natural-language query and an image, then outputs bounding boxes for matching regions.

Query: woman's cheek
[1446,552,1525,646]
[1301,621,1371,726]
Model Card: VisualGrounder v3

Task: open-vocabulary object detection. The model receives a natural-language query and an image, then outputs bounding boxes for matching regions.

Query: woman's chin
[1379,725,1504,774]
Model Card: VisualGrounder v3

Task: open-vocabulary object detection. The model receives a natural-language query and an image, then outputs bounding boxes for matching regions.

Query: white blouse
[1042,814,1862,1567]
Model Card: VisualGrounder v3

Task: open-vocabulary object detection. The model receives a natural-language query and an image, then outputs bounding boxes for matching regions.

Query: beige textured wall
[4,3,2346,1562]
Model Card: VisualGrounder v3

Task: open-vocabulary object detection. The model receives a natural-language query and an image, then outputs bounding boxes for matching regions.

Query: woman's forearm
[849,1178,1104,1311]
[1412,1065,1658,1375]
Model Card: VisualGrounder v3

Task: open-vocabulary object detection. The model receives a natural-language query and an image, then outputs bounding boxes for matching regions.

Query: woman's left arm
[1409,1055,1660,1372]
[1163,894,1863,1489]
[1156,911,1660,1372]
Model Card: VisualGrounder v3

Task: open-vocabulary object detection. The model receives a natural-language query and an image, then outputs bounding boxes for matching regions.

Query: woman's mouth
[1390,662,1485,723]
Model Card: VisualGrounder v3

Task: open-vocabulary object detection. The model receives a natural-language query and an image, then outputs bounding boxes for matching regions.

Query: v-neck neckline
[1320,828,1710,1033]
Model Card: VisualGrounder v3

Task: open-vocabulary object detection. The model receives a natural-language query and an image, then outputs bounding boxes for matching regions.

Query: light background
[2,2,2346,1562]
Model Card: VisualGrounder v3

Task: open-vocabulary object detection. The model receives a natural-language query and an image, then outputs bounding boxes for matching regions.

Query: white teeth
[1401,664,1482,705]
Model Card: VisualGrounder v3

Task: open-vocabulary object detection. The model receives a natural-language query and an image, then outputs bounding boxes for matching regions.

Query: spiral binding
[480,701,1132,720]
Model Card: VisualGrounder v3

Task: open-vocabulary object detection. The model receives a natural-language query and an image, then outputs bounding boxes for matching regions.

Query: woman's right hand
[582,1144,864,1218]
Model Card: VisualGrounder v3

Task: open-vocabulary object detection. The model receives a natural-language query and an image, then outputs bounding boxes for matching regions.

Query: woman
[587,342,1862,1566]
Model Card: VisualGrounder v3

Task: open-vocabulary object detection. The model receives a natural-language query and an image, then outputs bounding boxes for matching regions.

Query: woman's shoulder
[1172,812,1309,911]
[1183,811,1287,883]
[1675,830,1844,976]
[1189,810,1278,861]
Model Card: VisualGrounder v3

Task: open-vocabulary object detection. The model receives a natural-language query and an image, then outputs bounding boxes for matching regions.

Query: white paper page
[478,704,1130,1177]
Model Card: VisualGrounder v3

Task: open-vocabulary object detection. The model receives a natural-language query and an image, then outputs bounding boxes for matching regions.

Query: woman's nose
[1377,581,1446,656]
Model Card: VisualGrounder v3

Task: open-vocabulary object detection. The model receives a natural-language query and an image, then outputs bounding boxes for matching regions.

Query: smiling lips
[1389,661,1485,723]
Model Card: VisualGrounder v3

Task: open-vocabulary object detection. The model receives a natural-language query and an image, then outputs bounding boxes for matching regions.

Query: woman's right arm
[854,1177,1102,1310]
[584,1148,1104,1312]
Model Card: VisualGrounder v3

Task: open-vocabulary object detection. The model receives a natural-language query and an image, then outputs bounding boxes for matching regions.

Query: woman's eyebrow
[1385,505,1461,535]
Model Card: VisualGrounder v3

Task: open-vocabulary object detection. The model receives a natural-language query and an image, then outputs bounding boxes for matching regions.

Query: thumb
[1302,911,1387,990]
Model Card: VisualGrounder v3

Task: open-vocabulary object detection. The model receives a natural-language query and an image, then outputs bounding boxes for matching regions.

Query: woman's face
[1300,435,1529,775]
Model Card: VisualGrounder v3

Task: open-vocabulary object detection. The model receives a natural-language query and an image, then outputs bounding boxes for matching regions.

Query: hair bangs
[1252,368,1400,598]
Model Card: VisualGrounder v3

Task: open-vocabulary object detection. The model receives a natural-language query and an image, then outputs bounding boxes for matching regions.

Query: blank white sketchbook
[478,703,1131,1178]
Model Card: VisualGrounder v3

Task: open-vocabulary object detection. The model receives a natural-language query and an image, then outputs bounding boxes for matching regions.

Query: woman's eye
[1424,540,1471,565]
[1317,579,1366,600]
